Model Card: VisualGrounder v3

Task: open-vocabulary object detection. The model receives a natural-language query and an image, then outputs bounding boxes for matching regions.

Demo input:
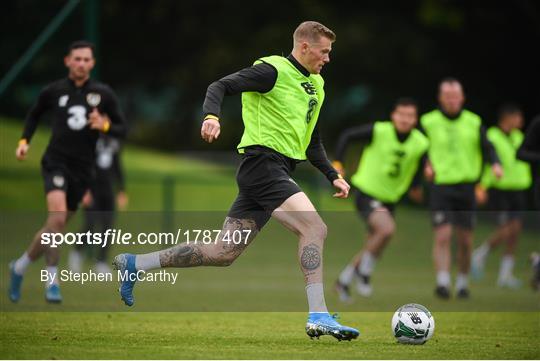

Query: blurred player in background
[332,98,428,301]
[69,134,128,274]
[472,104,531,288]
[113,21,359,341]
[516,114,540,290]
[517,114,540,208]
[530,252,540,291]
[420,78,502,299]
[9,41,127,303]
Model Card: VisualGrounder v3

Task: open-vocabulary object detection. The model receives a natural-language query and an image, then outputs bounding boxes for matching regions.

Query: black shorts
[41,152,93,211]
[227,147,302,230]
[429,183,476,229]
[354,188,395,221]
[89,179,115,211]
[487,189,526,224]
[534,173,540,210]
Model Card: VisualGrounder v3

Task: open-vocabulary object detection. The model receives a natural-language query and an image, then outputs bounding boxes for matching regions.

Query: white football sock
[455,273,468,290]
[306,283,328,313]
[499,255,515,281]
[135,251,162,271]
[46,266,59,286]
[338,264,356,285]
[13,252,31,275]
[436,271,451,287]
[474,243,490,263]
[358,252,376,276]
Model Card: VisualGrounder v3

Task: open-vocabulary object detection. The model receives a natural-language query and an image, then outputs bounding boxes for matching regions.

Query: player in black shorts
[516,114,540,290]
[113,21,359,341]
[420,78,502,299]
[472,105,531,288]
[69,134,127,275]
[517,115,540,209]
[331,99,428,300]
[8,41,127,303]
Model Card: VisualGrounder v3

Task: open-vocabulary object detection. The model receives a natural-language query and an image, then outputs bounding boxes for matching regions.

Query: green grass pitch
[1,312,538,359]
[1,118,539,359]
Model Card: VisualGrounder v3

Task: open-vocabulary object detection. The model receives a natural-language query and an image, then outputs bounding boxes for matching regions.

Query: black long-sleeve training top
[94,135,125,192]
[203,54,339,183]
[21,78,127,166]
[517,115,540,164]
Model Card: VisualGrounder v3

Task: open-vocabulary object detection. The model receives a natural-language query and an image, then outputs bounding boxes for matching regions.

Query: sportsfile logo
[40,228,251,248]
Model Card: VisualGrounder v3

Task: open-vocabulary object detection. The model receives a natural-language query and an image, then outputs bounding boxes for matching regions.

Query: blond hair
[293,21,336,44]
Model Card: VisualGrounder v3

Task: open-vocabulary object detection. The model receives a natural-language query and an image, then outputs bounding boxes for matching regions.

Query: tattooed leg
[158,217,259,268]
[271,192,327,284]
[271,192,329,313]
[215,217,259,265]
[299,242,323,284]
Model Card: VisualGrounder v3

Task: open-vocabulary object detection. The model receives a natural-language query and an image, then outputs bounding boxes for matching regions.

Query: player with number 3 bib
[332,98,429,301]
[9,41,126,304]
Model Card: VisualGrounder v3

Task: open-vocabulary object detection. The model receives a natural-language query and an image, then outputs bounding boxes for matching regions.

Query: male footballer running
[333,98,429,301]
[9,41,127,303]
[113,21,359,341]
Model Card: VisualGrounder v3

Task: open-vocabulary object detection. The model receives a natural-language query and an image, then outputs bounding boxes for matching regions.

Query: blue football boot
[8,261,23,303]
[306,312,360,341]
[45,284,62,303]
[112,253,137,306]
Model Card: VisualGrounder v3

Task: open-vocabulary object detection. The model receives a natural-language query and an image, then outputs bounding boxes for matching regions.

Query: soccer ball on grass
[391,303,435,344]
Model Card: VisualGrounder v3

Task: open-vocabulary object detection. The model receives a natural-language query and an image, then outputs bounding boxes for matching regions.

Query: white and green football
[391,303,435,344]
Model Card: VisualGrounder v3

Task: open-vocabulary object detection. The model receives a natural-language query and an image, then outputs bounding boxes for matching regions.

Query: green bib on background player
[420,109,482,184]
[239,55,325,160]
[351,121,429,203]
[480,127,531,190]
